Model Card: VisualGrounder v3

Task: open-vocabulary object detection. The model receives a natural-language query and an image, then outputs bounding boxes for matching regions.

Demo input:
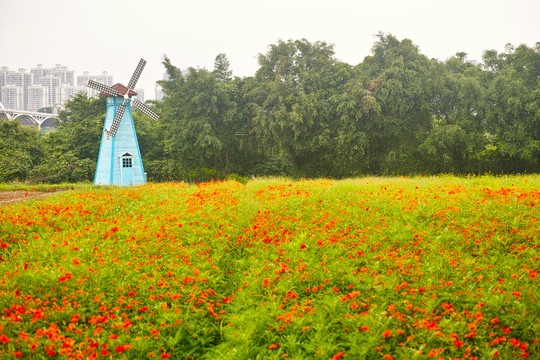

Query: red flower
[383,330,392,338]
[116,345,125,353]
[0,334,10,343]
[332,352,344,360]
[58,272,72,282]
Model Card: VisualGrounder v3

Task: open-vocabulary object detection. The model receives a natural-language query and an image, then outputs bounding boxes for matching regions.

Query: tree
[356,33,433,172]
[482,43,540,171]
[0,120,43,182]
[56,92,106,160]
[419,56,487,172]
[158,57,245,179]
[250,39,352,176]
[214,53,233,82]
[26,93,105,183]
[332,75,380,174]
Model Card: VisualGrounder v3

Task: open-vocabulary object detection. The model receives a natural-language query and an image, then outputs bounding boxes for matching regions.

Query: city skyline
[0,64,145,111]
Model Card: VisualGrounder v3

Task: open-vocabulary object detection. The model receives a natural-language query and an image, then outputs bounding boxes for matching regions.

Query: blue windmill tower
[87,59,159,186]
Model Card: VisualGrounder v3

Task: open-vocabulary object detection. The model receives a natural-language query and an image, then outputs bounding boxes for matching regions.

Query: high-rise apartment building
[51,64,74,86]
[27,85,49,111]
[77,71,114,98]
[31,64,45,85]
[57,84,87,105]
[40,74,61,107]
[134,89,145,103]
[0,67,6,101]
[155,71,171,101]
[1,85,23,109]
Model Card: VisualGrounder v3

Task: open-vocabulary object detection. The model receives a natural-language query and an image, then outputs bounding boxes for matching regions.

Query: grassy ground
[0,175,538,359]
[0,182,94,193]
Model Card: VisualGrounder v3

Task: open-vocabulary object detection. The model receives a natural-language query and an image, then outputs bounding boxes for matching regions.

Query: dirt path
[0,191,55,206]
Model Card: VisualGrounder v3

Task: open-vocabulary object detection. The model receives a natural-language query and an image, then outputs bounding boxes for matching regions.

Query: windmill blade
[132,99,160,121]
[109,104,126,137]
[127,58,147,90]
[88,80,119,96]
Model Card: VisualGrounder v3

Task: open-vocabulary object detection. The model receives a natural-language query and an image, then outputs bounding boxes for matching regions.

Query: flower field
[1,176,539,359]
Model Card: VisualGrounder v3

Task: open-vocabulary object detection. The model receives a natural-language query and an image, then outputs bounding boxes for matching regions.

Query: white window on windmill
[119,152,135,186]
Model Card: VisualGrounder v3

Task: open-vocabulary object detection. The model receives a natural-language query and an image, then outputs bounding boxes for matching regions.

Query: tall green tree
[57,92,106,159]
[482,43,540,170]
[158,56,245,179]
[0,120,43,182]
[354,33,433,172]
[250,39,352,176]
[420,55,487,172]
[214,53,233,82]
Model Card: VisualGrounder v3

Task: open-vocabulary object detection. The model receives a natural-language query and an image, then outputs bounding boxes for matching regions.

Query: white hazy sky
[1,0,539,100]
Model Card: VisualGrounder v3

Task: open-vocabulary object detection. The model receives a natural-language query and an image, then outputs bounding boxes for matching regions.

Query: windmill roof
[100,83,137,97]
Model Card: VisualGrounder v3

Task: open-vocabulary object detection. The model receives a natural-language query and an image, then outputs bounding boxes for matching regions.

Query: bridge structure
[0,102,61,130]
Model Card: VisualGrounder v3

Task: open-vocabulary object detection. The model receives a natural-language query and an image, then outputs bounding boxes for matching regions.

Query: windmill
[87,58,159,186]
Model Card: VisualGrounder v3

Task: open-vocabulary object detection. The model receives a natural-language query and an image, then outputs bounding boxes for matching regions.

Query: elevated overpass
[0,102,61,129]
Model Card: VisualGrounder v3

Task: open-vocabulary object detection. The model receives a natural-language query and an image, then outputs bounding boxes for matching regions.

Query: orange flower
[383,330,392,338]
[0,335,10,343]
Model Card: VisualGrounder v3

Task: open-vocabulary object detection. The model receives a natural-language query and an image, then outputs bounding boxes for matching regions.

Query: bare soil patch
[0,191,54,206]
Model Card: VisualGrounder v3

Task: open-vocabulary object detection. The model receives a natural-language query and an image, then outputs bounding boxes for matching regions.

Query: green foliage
[226,173,248,184]
[26,94,106,183]
[28,152,96,184]
[2,37,540,184]
[0,120,43,182]
[213,53,233,82]
[157,60,252,180]
[57,93,105,158]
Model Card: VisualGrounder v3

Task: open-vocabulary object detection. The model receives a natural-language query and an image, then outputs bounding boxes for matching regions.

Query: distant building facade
[134,88,145,103]
[77,71,114,98]
[155,71,171,101]
[0,64,115,111]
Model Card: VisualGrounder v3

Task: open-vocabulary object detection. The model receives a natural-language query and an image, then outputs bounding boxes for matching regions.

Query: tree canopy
[2,34,539,183]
